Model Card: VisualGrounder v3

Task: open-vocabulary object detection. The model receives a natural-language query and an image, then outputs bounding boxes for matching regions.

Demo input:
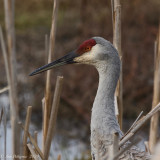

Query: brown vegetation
[0,0,160,159]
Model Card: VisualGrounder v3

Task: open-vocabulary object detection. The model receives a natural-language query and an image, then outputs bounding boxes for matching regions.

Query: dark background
[0,0,160,131]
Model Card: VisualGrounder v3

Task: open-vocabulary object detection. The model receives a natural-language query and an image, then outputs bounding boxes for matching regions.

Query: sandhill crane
[30,37,151,160]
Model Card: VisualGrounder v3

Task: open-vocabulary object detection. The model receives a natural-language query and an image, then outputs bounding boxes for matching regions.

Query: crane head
[29,37,119,76]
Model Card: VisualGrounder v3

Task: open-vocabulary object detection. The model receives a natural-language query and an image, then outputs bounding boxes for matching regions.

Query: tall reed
[3,0,20,157]
[111,0,123,129]
[149,24,160,153]
[43,0,59,152]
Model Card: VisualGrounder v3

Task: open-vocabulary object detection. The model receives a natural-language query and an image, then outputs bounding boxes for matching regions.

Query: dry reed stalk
[0,86,9,94]
[23,106,32,159]
[19,122,44,160]
[43,0,59,152]
[3,107,7,159]
[111,0,123,129]
[34,131,38,155]
[112,137,141,160]
[151,143,160,160]
[108,133,119,160]
[43,34,51,152]
[0,26,10,86]
[42,97,45,117]
[57,155,61,160]
[0,108,7,158]
[3,0,20,157]
[0,25,20,158]
[27,143,39,160]
[45,34,49,64]
[120,103,160,147]
[0,108,3,125]
[144,141,150,153]
[0,29,9,159]
[149,26,160,153]
[123,111,143,137]
[0,27,11,158]
[44,76,63,160]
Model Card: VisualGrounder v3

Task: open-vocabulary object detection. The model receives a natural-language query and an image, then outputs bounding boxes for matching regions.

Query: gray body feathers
[90,37,151,160]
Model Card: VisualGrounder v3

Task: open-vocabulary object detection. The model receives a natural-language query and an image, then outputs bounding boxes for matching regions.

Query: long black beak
[29,51,78,76]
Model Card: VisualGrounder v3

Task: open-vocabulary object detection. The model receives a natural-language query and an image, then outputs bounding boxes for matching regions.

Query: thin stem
[123,111,143,137]
[111,0,123,129]
[23,106,32,159]
[57,155,61,160]
[120,103,160,147]
[0,86,9,94]
[3,0,20,157]
[3,107,7,159]
[19,122,44,160]
[27,143,39,160]
[113,137,141,160]
[149,25,160,153]
[43,0,59,152]
[44,76,63,160]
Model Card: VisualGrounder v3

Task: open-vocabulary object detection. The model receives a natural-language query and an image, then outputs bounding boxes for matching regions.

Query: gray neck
[96,63,118,102]
[91,62,121,135]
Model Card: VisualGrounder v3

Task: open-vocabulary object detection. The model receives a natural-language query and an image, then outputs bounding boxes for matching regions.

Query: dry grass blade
[0,86,9,94]
[0,26,10,91]
[0,26,13,157]
[152,143,160,160]
[112,137,141,160]
[0,107,7,158]
[111,0,114,28]
[19,122,44,160]
[43,37,51,152]
[120,102,160,147]
[0,108,3,125]
[3,107,7,159]
[43,0,59,152]
[23,106,32,159]
[27,143,40,160]
[149,25,160,153]
[4,0,17,81]
[34,131,38,155]
[45,34,49,64]
[123,111,143,137]
[44,76,64,160]
[3,0,20,155]
[144,141,150,153]
[111,0,123,129]
[57,155,61,160]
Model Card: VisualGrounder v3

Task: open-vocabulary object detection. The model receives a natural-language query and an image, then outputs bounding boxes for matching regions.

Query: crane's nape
[29,38,97,76]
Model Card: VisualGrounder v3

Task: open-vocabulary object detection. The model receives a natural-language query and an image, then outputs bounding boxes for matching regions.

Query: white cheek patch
[74,52,93,63]
[74,44,104,63]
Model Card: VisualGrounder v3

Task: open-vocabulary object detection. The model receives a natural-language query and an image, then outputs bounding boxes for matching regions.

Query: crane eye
[85,46,91,52]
